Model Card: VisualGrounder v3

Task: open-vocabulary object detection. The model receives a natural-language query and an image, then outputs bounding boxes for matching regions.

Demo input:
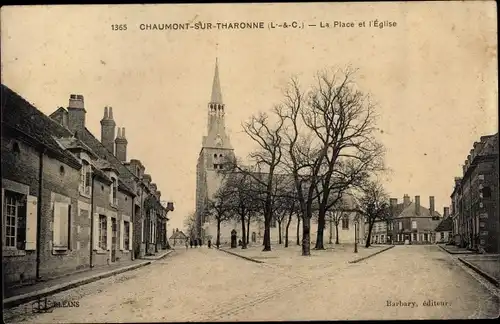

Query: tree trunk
[246,215,251,245]
[296,216,301,245]
[365,222,373,248]
[278,220,282,244]
[241,213,247,249]
[285,212,292,248]
[314,211,326,250]
[335,223,339,244]
[216,219,221,249]
[302,216,311,256]
[328,216,333,244]
[263,212,271,251]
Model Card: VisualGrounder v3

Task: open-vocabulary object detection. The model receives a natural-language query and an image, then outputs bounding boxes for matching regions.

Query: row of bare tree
[194,67,394,256]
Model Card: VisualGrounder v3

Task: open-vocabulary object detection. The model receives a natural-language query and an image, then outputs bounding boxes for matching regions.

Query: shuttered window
[53,202,70,249]
[3,190,38,251]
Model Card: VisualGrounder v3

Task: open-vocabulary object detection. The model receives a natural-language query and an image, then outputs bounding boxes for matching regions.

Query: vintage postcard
[1,1,498,322]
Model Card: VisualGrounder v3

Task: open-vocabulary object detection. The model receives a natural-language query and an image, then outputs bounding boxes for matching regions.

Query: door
[111,218,117,262]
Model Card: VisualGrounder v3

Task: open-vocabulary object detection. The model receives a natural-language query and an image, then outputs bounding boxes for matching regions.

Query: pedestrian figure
[207,239,212,249]
[238,239,242,247]
[190,239,193,248]
[185,240,189,250]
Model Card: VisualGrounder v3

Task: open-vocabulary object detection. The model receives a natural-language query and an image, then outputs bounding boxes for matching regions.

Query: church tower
[195,59,235,240]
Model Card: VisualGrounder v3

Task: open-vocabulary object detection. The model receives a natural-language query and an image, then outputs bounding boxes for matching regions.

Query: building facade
[2,85,173,287]
[450,134,499,253]
[384,194,442,245]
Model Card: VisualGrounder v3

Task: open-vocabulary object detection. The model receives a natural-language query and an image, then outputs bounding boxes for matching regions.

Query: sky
[1,2,497,232]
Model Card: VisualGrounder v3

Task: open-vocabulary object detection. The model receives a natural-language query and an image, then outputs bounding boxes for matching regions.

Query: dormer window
[80,160,92,196]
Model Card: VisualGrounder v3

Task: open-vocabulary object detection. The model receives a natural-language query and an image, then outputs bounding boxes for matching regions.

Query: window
[398,222,402,230]
[440,232,444,239]
[342,215,349,229]
[80,160,92,196]
[213,164,218,169]
[124,221,130,249]
[424,233,428,241]
[53,202,71,250]
[411,221,417,229]
[99,215,107,250]
[412,233,417,241]
[3,191,27,249]
[214,154,217,159]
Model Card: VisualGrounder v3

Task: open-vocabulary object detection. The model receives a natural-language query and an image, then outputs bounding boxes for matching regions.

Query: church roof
[210,58,223,104]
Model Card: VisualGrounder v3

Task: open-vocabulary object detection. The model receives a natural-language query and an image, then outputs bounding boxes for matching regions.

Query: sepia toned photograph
[1,1,498,322]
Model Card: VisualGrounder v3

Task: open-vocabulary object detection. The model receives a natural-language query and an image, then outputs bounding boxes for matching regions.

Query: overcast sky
[1,2,497,232]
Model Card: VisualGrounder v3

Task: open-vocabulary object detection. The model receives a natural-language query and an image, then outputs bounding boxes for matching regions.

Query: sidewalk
[218,243,394,269]
[3,249,173,309]
[458,254,500,287]
[438,244,478,255]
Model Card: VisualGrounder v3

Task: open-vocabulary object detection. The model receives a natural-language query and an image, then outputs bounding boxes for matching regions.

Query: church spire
[210,58,223,104]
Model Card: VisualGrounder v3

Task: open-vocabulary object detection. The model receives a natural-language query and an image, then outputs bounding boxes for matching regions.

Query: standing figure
[185,240,189,250]
[207,239,212,249]
[190,239,193,248]
[194,239,198,248]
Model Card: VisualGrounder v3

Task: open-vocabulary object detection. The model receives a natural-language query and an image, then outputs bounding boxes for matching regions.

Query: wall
[38,153,85,278]
[2,137,40,284]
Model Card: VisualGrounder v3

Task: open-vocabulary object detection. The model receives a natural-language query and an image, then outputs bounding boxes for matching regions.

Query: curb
[218,248,265,264]
[348,245,395,264]
[458,257,499,287]
[438,245,477,255]
[3,261,151,309]
[143,250,174,261]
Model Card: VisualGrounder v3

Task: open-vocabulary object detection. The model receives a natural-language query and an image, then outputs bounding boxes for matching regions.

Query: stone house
[387,195,442,244]
[50,99,173,259]
[434,207,452,243]
[450,133,499,253]
[1,85,173,287]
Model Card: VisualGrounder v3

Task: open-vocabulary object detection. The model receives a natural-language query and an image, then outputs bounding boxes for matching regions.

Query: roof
[169,231,188,240]
[394,202,442,219]
[55,136,99,160]
[210,58,223,104]
[435,217,453,232]
[77,128,137,195]
[1,84,82,168]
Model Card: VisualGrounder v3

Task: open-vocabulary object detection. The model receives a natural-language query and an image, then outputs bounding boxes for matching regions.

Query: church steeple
[210,58,223,104]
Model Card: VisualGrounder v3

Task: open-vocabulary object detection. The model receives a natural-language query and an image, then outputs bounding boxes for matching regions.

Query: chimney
[415,195,420,215]
[429,196,435,217]
[390,198,398,207]
[100,106,116,154]
[403,194,410,206]
[67,94,86,133]
[115,127,128,162]
[444,207,450,218]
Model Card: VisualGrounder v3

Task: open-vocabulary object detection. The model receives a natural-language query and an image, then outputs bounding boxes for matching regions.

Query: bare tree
[223,172,260,249]
[183,211,197,240]
[226,112,285,252]
[355,180,390,248]
[206,179,235,249]
[277,67,385,255]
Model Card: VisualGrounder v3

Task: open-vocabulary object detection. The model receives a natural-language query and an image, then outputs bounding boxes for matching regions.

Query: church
[194,60,364,247]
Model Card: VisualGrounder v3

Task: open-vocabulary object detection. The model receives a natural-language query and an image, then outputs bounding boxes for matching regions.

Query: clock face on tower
[215,134,223,147]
